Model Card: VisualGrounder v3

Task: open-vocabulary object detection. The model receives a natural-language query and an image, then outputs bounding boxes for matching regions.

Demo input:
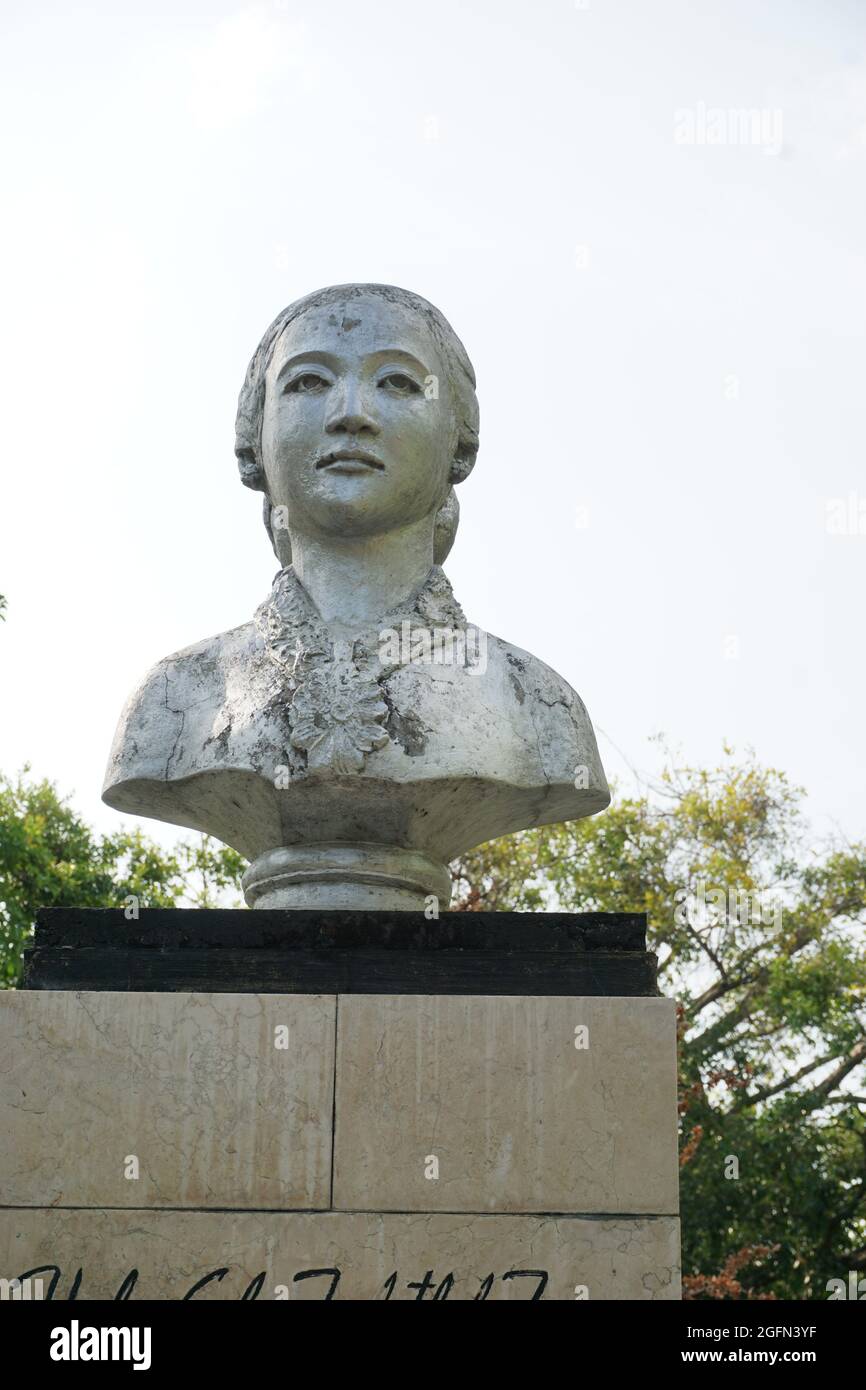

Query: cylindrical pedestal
[241,843,451,910]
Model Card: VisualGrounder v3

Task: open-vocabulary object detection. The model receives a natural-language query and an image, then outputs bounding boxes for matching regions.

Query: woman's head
[235,284,479,564]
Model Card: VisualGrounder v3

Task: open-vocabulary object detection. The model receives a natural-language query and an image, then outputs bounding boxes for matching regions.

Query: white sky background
[0,0,864,854]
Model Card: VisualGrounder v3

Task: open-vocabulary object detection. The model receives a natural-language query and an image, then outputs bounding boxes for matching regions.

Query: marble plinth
[0,1209,681,1301]
[1,980,680,1300]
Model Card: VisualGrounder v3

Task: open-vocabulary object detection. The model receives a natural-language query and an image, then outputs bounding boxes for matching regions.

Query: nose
[324,375,380,438]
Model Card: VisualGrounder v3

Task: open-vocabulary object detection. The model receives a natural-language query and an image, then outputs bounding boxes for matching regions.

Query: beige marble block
[0,991,335,1210]
[333,995,679,1215]
[0,1208,681,1301]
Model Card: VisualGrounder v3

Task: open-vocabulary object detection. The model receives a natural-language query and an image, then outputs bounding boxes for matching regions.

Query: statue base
[3,910,681,1300]
[241,842,451,910]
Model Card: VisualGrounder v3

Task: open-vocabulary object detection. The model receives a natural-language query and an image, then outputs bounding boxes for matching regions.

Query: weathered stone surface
[333,995,679,1215]
[0,1208,681,1300]
[101,285,610,909]
[0,991,335,1209]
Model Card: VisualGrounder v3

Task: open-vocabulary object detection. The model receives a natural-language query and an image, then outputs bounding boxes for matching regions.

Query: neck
[286,516,436,627]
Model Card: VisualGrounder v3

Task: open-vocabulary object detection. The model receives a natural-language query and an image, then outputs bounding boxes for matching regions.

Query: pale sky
[1,0,864,854]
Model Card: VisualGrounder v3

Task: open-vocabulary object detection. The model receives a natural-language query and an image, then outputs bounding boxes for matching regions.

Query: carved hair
[234,283,479,563]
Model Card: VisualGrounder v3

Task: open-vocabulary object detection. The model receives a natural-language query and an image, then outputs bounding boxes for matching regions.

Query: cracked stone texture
[0,991,335,1209]
[333,995,679,1215]
[100,286,613,909]
[0,1208,681,1300]
[102,627,609,879]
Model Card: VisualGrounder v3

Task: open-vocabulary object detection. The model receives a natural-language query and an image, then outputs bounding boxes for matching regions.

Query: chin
[305,491,418,532]
[309,505,397,539]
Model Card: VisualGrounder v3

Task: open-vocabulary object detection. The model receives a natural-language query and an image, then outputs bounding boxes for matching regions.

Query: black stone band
[24,909,658,997]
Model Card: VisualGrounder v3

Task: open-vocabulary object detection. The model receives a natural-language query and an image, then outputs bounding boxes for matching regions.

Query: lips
[316,448,384,471]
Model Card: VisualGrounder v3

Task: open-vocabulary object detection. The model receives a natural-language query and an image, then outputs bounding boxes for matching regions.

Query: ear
[450,457,475,485]
[263,497,293,566]
[237,445,265,492]
[449,434,477,486]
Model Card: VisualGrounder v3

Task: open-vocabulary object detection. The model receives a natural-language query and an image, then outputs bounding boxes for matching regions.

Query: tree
[451,743,866,1299]
[0,769,245,989]
[4,747,863,1297]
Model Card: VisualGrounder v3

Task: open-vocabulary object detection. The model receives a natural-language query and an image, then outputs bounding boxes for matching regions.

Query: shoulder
[483,633,591,724]
[102,622,259,798]
[486,634,578,699]
[120,621,257,720]
[481,632,610,809]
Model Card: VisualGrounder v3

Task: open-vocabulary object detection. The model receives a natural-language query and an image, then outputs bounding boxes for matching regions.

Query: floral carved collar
[255,565,468,775]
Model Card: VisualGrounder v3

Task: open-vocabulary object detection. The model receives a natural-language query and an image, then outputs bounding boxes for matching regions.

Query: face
[261,294,454,543]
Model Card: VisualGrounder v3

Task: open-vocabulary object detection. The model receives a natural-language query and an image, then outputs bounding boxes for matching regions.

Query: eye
[284,372,330,394]
[379,372,421,395]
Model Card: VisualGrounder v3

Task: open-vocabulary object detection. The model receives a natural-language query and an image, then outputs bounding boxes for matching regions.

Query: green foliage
[451,743,866,1299]
[0,769,245,988]
[3,746,863,1296]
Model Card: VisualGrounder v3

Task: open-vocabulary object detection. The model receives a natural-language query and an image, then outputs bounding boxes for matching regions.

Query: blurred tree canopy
[451,743,866,1300]
[0,769,245,988]
[1,745,864,1299]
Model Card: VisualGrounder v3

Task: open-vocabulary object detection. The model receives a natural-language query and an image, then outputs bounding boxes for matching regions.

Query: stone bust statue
[103,284,610,909]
